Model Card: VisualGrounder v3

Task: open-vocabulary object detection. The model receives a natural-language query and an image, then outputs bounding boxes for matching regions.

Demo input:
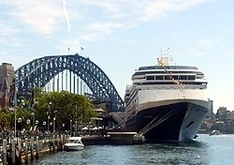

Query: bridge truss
[15,54,125,111]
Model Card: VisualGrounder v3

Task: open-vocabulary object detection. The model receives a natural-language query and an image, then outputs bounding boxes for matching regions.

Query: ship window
[146,76,154,80]
[156,76,163,80]
[165,75,171,80]
[188,75,195,80]
[180,75,186,80]
[172,75,178,80]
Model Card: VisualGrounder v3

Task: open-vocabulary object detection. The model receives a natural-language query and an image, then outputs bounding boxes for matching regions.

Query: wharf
[82,132,145,145]
[107,131,145,144]
[0,132,145,164]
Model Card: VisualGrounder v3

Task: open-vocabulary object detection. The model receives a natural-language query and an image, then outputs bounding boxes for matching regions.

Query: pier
[0,134,66,165]
[0,132,145,164]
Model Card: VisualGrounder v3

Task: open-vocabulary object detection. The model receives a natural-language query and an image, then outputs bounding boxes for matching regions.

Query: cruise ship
[124,57,211,142]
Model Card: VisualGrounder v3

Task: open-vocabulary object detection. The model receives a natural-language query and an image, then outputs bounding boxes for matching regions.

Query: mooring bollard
[31,137,34,161]
[59,134,63,151]
[57,135,60,152]
[35,136,39,159]
[25,138,28,164]
[3,139,7,165]
[53,135,55,153]
[12,138,16,165]
[8,139,12,164]
[61,134,64,150]
[18,138,22,164]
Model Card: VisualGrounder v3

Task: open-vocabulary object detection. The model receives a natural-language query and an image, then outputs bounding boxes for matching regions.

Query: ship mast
[157,48,185,94]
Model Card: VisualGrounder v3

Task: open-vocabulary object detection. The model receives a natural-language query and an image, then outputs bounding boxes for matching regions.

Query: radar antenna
[157,48,185,94]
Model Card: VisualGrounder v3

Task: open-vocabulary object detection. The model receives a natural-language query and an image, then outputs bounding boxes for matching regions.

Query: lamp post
[35,120,39,125]
[47,102,52,132]
[35,120,39,133]
[47,112,50,132]
[42,121,46,133]
[88,121,91,136]
[62,123,65,133]
[53,117,56,133]
[49,122,53,132]
[70,119,72,135]
[47,101,57,134]
[52,109,57,134]
[17,118,22,137]
[35,120,39,126]
[31,111,35,131]
[26,119,31,135]
[75,120,78,136]
[26,119,31,125]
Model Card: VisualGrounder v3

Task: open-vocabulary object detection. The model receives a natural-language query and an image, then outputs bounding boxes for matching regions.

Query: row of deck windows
[146,75,195,81]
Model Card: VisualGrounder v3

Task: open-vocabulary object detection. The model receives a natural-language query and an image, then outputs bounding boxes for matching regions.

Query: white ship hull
[125,89,210,142]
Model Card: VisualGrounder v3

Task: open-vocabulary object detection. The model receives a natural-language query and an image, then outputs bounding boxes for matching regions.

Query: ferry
[124,56,211,142]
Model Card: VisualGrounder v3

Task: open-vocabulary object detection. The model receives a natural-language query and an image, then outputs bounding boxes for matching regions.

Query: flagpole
[14,78,17,138]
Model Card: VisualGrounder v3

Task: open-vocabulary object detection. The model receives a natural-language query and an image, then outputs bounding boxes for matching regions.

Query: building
[216,107,228,121]
[205,99,214,119]
[214,106,234,133]
[0,63,15,109]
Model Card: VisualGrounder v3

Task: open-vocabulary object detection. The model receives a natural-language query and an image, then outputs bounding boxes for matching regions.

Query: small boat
[209,130,221,136]
[64,137,84,151]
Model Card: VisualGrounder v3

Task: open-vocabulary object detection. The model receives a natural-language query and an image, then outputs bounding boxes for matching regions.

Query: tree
[34,90,96,131]
[0,109,12,131]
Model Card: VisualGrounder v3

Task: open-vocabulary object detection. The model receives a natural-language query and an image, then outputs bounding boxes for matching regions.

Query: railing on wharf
[0,133,68,165]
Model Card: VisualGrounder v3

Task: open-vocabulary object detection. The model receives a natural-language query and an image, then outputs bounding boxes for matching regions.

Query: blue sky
[0,0,234,112]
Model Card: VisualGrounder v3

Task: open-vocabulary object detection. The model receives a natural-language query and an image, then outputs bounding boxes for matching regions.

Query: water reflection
[32,135,234,165]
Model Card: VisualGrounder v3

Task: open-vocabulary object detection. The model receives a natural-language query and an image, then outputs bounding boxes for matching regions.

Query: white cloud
[0,50,8,56]
[78,0,211,43]
[0,20,19,36]
[121,38,135,44]
[1,0,64,35]
[0,35,24,48]
[197,38,224,49]
[140,0,211,21]
[0,0,212,47]
[83,0,211,22]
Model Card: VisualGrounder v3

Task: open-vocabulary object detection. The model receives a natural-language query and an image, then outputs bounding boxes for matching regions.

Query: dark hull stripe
[125,102,207,142]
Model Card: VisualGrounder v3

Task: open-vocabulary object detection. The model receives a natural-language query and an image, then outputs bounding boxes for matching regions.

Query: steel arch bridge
[15,54,125,111]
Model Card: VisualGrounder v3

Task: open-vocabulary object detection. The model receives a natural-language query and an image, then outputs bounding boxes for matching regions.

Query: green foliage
[0,109,13,131]
[0,108,31,131]
[34,90,96,128]
[1,89,96,132]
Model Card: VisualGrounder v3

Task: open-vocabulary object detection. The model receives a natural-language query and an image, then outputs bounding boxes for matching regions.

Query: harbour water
[32,134,234,165]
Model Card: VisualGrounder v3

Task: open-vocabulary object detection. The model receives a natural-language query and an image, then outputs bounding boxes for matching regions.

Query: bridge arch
[15,54,124,111]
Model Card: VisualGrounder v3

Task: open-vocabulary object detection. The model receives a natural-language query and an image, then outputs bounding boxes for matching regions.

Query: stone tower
[0,63,15,109]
